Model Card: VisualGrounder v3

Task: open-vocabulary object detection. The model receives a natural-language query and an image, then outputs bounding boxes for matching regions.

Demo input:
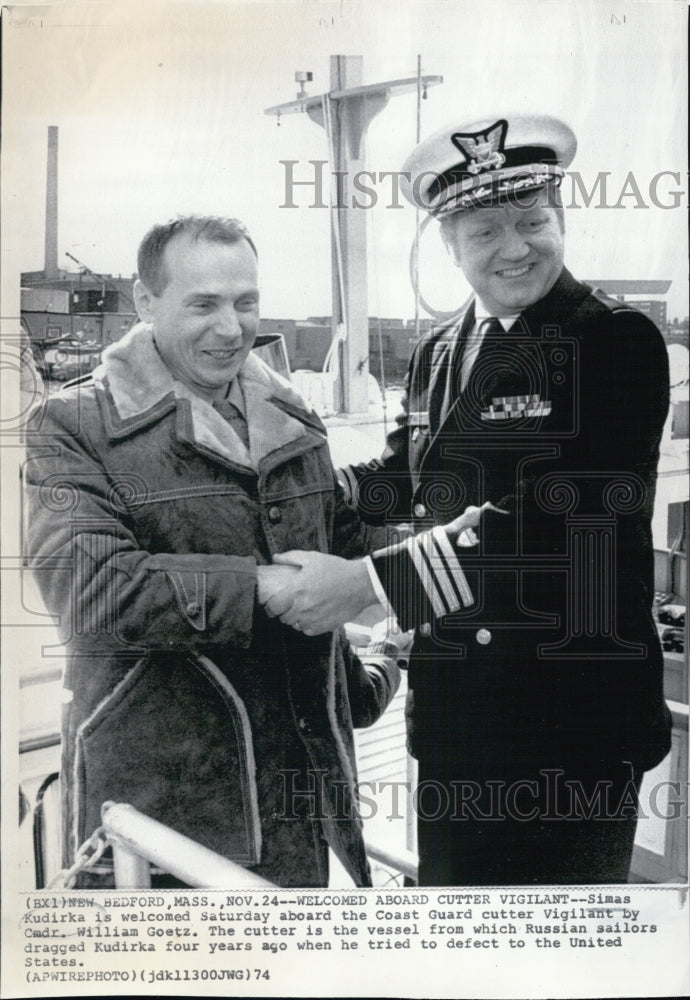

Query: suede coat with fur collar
[25,323,396,888]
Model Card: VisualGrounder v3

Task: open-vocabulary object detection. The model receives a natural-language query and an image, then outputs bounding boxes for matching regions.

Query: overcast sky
[2,0,688,320]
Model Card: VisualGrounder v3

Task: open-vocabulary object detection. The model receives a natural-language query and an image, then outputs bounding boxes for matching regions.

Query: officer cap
[401,113,577,217]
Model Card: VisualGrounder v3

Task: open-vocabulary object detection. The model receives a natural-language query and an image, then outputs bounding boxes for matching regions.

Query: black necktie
[458,316,503,392]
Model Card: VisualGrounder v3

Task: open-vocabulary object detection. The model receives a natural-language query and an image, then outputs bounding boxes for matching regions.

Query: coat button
[268,506,281,523]
[476,628,492,645]
[419,622,431,637]
[298,717,307,729]
[185,601,201,617]
[413,503,427,518]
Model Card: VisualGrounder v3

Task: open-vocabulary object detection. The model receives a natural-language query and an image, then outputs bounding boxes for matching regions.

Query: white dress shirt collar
[474,299,519,333]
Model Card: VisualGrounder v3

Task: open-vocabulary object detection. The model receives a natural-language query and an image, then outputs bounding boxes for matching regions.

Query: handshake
[256,502,505,637]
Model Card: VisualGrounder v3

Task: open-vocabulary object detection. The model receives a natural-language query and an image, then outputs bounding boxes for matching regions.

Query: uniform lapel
[418,269,590,467]
[428,304,475,434]
[518,267,591,335]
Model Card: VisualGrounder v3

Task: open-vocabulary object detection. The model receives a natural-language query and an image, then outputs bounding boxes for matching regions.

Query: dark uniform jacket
[341,268,671,775]
[24,325,400,888]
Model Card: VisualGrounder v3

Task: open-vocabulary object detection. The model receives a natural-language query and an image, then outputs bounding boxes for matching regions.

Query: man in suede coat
[24,215,401,888]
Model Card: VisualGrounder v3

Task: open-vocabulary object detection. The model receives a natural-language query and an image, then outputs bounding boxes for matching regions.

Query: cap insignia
[451,119,508,175]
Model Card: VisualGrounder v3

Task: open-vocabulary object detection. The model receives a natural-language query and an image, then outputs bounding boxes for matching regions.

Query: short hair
[137,215,258,295]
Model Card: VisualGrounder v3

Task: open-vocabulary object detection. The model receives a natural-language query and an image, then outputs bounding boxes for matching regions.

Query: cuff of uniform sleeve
[430,526,474,609]
[400,526,474,618]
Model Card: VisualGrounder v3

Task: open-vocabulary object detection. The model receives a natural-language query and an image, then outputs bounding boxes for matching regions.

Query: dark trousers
[415,758,643,886]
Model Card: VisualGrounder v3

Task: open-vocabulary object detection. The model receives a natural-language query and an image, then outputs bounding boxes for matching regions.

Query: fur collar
[94,323,325,470]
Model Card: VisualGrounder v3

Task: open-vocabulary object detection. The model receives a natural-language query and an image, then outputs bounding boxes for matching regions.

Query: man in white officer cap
[264,114,672,886]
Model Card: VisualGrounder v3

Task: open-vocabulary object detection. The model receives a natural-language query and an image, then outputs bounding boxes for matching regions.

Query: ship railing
[101,802,275,888]
[99,801,418,889]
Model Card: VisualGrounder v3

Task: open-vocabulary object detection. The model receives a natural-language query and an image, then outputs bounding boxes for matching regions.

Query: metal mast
[266,56,441,414]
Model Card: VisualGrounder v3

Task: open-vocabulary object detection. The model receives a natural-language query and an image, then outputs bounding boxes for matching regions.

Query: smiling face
[441,188,565,316]
[133,234,260,402]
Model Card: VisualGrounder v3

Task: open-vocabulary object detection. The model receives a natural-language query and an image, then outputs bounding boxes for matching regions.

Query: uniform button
[185,601,201,617]
[268,506,281,523]
[476,628,492,645]
[419,622,432,637]
[298,717,307,729]
[413,503,427,519]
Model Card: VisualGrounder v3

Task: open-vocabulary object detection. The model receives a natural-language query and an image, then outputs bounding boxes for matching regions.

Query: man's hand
[261,552,378,636]
[256,563,300,605]
[443,501,508,547]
